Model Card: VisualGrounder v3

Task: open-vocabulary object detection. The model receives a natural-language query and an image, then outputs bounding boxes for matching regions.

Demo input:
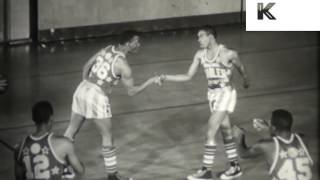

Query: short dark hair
[32,101,53,125]
[118,30,140,45]
[199,25,217,38]
[271,109,293,132]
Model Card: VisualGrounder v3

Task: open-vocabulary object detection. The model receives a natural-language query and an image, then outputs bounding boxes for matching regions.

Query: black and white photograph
[0,0,318,180]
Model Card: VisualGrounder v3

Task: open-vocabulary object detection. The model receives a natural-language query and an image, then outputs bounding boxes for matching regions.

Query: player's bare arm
[118,58,158,96]
[63,139,85,175]
[161,51,201,82]
[228,50,250,88]
[14,144,26,180]
[233,126,274,159]
[242,139,273,159]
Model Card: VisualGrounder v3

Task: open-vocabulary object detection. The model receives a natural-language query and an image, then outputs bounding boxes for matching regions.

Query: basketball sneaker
[108,172,133,180]
[62,165,75,179]
[219,164,242,180]
[187,167,213,180]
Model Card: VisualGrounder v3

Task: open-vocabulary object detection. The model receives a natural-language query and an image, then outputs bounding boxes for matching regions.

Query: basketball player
[63,31,161,180]
[233,109,313,180]
[159,25,250,180]
[14,101,84,180]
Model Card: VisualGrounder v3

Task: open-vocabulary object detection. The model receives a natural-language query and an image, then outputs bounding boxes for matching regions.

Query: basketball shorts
[72,80,112,119]
[207,86,237,113]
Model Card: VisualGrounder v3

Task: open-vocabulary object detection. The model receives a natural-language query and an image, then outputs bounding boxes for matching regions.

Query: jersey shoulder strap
[110,46,125,79]
[269,137,280,174]
[294,133,313,165]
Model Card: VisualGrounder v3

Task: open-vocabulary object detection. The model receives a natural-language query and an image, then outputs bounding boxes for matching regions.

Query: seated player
[233,109,313,180]
[14,101,84,180]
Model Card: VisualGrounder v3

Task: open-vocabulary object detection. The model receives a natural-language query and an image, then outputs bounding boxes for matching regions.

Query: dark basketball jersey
[17,133,66,180]
[88,45,125,90]
[199,45,233,88]
[269,134,313,180]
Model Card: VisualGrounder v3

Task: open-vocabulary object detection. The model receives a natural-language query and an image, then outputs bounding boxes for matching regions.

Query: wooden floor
[0,25,318,180]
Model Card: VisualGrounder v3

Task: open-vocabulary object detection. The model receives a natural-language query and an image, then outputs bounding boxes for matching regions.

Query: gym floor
[0,25,318,180]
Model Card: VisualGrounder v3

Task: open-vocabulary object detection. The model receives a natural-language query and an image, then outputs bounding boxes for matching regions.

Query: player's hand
[253,118,269,132]
[159,74,167,83]
[151,76,162,86]
[62,165,75,179]
[243,79,250,89]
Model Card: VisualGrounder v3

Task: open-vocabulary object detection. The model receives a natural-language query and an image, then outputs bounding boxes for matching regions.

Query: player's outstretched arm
[161,52,200,82]
[232,125,268,159]
[229,51,250,88]
[119,59,158,96]
[64,140,85,176]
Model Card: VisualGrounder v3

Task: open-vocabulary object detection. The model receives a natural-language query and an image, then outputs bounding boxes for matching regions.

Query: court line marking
[0,86,317,132]
[4,45,319,80]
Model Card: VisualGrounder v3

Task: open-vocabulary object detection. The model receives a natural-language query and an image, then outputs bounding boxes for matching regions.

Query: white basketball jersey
[200,45,233,87]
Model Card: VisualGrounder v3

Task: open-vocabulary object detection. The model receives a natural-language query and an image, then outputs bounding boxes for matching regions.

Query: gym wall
[38,0,241,29]
[6,0,243,42]
[38,0,242,42]
[7,0,29,41]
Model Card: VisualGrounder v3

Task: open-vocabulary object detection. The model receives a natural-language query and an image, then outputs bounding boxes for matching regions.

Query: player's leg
[92,118,115,174]
[203,88,229,169]
[93,117,132,180]
[219,88,242,179]
[64,81,87,142]
[91,90,132,180]
[64,112,86,142]
[219,115,242,180]
[187,110,227,180]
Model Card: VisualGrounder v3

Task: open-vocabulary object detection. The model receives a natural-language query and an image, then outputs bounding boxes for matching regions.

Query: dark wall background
[0,0,4,42]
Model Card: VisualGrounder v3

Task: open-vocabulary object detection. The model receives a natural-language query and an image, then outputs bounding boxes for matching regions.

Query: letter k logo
[258,3,276,20]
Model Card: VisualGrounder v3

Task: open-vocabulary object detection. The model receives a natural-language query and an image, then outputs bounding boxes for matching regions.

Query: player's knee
[64,129,75,140]
[207,128,217,138]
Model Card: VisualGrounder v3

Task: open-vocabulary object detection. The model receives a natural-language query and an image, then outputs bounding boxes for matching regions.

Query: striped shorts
[207,86,237,113]
[72,80,112,119]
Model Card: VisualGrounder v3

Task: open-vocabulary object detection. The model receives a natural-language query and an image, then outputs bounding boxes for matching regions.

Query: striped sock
[202,145,216,169]
[223,138,239,165]
[102,147,117,174]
